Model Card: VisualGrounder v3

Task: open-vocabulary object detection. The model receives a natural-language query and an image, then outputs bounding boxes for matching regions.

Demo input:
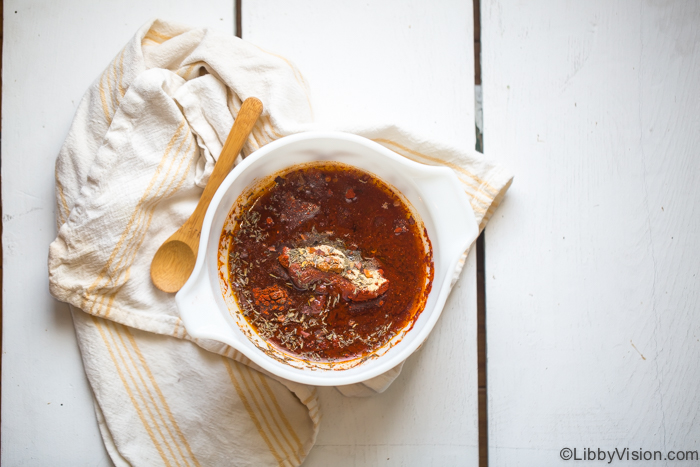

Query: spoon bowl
[150,240,196,293]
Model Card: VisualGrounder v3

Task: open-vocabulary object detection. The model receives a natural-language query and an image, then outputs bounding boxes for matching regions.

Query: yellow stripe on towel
[122,325,202,467]
[223,358,285,465]
[244,365,302,464]
[107,321,188,467]
[238,364,295,464]
[92,316,174,467]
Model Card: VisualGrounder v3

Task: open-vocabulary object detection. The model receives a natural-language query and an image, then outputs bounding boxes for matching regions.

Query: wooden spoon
[150,97,263,293]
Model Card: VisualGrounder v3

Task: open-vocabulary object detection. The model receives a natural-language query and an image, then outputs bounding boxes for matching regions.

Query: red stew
[225,162,433,362]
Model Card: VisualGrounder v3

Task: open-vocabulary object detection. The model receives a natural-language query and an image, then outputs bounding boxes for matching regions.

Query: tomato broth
[223,162,433,362]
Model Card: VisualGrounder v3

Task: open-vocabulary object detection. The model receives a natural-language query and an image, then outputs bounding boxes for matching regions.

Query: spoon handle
[184,97,264,235]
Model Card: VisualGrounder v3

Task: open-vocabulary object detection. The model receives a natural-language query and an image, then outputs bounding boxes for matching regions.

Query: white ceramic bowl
[176,131,477,386]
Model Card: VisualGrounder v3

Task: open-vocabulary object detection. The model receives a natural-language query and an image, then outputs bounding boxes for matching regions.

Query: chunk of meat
[278,245,389,301]
[393,219,409,235]
[269,262,290,281]
[300,294,328,315]
[252,285,289,318]
[278,193,319,229]
[348,296,387,315]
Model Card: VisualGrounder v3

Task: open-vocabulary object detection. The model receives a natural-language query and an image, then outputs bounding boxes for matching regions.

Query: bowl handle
[412,166,479,269]
[175,263,243,350]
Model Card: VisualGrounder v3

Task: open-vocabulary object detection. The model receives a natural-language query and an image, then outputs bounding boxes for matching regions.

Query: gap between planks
[235,0,242,38]
[473,0,488,466]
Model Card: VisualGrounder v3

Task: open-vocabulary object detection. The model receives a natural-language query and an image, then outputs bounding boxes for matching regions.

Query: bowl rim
[176,131,478,386]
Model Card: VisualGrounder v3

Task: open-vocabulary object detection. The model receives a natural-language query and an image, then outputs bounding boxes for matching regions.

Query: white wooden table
[3,1,699,466]
[482,1,700,465]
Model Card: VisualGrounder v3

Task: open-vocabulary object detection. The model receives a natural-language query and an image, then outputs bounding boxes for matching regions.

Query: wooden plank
[244,1,478,465]
[244,0,475,150]
[1,2,234,464]
[482,1,700,465]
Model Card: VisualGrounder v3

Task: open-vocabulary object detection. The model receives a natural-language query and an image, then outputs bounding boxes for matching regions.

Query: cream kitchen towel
[48,19,513,466]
